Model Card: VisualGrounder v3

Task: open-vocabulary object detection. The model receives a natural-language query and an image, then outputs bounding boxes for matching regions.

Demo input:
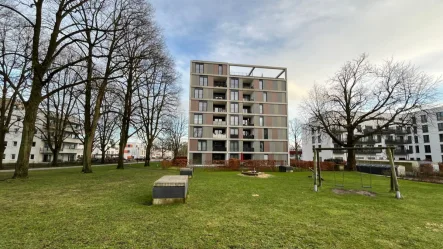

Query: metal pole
[317,150,322,187]
[313,149,318,192]
[387,148,401,199]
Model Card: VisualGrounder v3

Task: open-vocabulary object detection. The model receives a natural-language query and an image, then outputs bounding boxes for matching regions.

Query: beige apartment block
[188,60,289,166]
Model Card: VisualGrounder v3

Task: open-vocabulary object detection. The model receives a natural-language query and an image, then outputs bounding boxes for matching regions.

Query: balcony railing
[213,121,226,126]
[243,98,254,101]
[230,134,239,139]
[242,110,252,114]
[385,138,412,144]
[213,109,226,113]
[333,149,346,154]
[243,134,254,139]
[357,138,382,144]
[213,134,226,139]
[213,96,226,100]
[214,82,227,87]
[393,149,413,155]
[355,149,383,155]
[213,147,227,152]
[243,147,254,152]
[242,85,254,89]
[243,123,255,126]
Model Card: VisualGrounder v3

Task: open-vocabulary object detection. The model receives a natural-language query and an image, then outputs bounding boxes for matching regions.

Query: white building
[3,109,83,164]
[302,107,443,163]
[92,141,147,160]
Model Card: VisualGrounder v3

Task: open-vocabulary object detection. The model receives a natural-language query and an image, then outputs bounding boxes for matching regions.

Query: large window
[437,112,443,121]
[439,123,443,131]
[230,141,239,152]
[421,115,427,123]
[259,116,264,126]
[193,127,203,138]
[440,134,443,142]
[264,128,268,139]
[230,103,239,113]
[425,145,431,153]
[199,76,208,86]
[422,125,428,133]
[423,135,430,143]
[230,128,238,135]
[415,145,420,153]
[260,141,264,152]
[259,79,263,90]
[195,63,204,73]
[230,115,239,126]
[194,88,203,98]
[259,104,263,114]
[197,141,207,151]
[194,114,203,124]
[230,91,239,100]
[218,64,223,75]
[263,92,267,102]
[230,78,239,88]
[441,145,443,153]
[198,101,207,111]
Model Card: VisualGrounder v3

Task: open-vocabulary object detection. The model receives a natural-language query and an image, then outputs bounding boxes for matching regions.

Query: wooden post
[387,148,401,199]
[317,150,322,187]
[313,149,318,192]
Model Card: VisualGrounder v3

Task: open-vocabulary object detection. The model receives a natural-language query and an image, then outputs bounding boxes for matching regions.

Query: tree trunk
[0,130,5,170]
[14,84,42,178]
[82,134,93,173]
[51,150,59,167]
[346,149,356,171]
[117,141,125,169]
[145,144,152,167]
[101,148,106,164]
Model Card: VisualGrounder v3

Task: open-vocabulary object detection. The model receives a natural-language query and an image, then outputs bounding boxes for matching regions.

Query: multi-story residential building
[3,109,83,164]
[302,106,443,163]
[188,60,289,165]
[92,142,147,160]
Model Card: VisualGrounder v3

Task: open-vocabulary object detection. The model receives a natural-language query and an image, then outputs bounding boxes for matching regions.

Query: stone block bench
[180,167,194,178]
[279,165,294,172]
[153,175,188,205]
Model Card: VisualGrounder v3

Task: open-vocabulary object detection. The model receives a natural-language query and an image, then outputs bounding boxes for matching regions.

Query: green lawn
[1,164,443,248]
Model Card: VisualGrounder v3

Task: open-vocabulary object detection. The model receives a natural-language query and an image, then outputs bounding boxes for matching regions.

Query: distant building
[93,142,147,159]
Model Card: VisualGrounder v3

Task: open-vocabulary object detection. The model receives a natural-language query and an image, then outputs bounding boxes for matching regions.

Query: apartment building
[188,60,289,166]
[302,106,443,163]
[3,109,83,163]
[92,142,147,160]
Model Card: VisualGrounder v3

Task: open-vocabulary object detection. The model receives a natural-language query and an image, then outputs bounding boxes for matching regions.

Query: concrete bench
[153,175,188,205]
[180,168,194,178]
[279,165,294,172]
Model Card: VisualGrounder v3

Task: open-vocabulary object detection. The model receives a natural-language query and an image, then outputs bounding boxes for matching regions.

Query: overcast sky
[150,0,443,119]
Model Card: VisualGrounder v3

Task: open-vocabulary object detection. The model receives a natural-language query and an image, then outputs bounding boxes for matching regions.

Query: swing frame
[313,146,402,199]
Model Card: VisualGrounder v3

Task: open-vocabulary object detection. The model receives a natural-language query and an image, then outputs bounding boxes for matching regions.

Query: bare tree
[302,54,439,169]
[164,113,187,160]
[288,117,303,160]
[96,93,119,164]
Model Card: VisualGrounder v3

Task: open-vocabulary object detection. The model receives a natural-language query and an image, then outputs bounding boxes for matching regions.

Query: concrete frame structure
[188,60,289,166]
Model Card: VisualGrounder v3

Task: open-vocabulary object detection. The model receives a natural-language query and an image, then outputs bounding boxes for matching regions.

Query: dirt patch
[332,188,376,197]
[238,173,273,178]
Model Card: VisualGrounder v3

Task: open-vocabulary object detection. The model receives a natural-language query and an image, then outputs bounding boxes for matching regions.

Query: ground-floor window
[193,153,202,164]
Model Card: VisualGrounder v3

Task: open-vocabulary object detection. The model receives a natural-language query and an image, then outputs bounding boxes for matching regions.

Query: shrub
[161,160,172,169]
[419,163,435,177]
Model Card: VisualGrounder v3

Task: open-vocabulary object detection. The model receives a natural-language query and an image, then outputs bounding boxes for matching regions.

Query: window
[230,141,239,151]
[230,78,239,88]
[230,115,239,126]
[260,141,264,152]
[425,145,431,153]
[259,80,263,90]
[440,134,443,142]
[311,127,315,134]
[199,76,208,86]
[414,136,418,143]
[17,116,21,121]
[423,135,430,143]
[11,154,15,160]
[425,155,432,161]
[415,146,420,153]
[198,101,207,111]
[193,127,203,138]
[413,126,417,134]
[194,88,203,98]
[264,154,268,160]
[264,128,268,139]
[439,123,443,131]
[230,103,239,113]
[412,116,416,124]
[230,91,239,100]
[312,136,315,143]
[13,141,17,146]
[32,141,36,147]
[441,145,443,153]
[230,128,238,135]
[218,64,223,75]
[197,141,207,151]
[30,154,34,159]
[259,116,264,126]
[318,136,321,143]
[421,115,427,123]
[263,92,267,102]
[437,112,443,121]
[194,114,203,124]
[259,104,263,114]
[195,63,204,73]
[422,125,428,133]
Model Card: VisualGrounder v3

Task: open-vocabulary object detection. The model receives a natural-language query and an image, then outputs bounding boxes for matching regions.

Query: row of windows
[193,127,270,139]
[197,102,264,113]
[193,88,269,101]
[4,141,37,147]
[195,63,223,75]
[196,75,267,90]
[195,140,268,152]
[415,112,443,123]
[3,154,35,160]
[194,114,265,126]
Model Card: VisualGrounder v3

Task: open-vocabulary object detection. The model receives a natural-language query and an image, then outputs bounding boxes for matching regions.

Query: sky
[150,0,443,120]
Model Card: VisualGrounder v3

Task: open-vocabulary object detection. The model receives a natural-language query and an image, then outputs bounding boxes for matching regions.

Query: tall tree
[96,91,119,164]
[302,54,439,169]
[1,0,88,178]
[288,117,303,160]
[164,113,187,160]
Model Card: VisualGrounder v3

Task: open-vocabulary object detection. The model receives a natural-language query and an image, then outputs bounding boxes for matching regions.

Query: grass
[1,164,443,248]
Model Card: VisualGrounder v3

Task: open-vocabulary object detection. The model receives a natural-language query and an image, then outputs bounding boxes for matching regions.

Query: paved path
[0,162,144,173]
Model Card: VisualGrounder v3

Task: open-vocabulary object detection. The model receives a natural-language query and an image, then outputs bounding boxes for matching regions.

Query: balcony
[214,82,227,87]
[393,149,413,155]
[213,121,227,126]
[243,122,255,126]
[242,84,254,89]
[385,138,412,144]
[243,97,255,101]
[213,108,226,113]
[355,149,383,155]
[230,134,239,139]
[357,138,382,144]
[213,147,227,152]
[242,109,252,114]
[213,134,226,139]
[243,134,254,139]
[243,147,254,152]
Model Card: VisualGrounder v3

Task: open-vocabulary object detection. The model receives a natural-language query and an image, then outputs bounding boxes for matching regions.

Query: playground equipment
[313,146,401,199]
